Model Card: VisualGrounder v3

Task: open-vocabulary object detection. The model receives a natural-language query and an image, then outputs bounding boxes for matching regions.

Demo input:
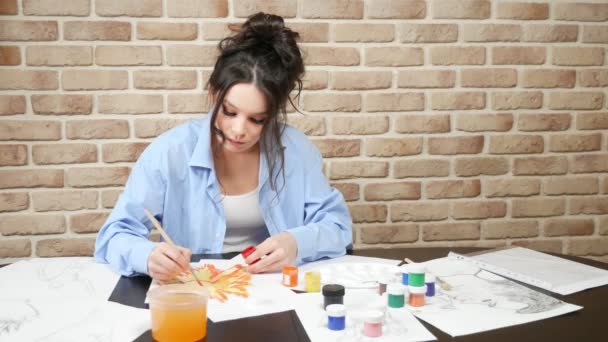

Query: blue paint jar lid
[326,304,346,317]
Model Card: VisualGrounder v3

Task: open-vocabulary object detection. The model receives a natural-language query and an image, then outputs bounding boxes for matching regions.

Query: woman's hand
[246,232,298,273]
[147,242,192,281]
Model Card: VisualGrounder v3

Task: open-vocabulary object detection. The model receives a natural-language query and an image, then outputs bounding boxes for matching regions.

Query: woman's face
[213,83,268,154]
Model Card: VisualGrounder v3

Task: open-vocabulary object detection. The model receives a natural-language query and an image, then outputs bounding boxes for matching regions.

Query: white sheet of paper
[411,257,582,337]
[292,290,436,342]
[450,247,608,295]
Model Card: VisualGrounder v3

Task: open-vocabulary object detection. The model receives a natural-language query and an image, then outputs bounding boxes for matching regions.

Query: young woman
[94,13,353,281]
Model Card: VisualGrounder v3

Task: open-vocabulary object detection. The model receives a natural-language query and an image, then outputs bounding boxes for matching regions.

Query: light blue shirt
[94,115,353,276]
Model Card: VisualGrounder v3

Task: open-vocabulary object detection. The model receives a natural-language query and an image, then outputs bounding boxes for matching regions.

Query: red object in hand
[241,245,260,264]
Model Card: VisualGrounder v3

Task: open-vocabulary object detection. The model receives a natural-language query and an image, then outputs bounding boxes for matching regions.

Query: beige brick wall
[1,0,607,264]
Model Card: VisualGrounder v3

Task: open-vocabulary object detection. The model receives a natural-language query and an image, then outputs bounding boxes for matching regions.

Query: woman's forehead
[224,83,268,115]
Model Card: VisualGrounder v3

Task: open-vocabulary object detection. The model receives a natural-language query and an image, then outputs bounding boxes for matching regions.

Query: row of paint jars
[381,264,436,308]
[323,284,385,337]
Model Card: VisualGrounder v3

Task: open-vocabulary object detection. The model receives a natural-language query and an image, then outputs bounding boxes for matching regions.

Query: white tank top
[221,188,269,253]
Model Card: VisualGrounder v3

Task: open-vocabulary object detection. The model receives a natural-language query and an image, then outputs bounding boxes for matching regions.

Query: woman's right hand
[147,242,192,281]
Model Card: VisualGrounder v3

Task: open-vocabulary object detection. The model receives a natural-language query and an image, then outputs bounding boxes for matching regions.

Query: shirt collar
[188,114,214,169]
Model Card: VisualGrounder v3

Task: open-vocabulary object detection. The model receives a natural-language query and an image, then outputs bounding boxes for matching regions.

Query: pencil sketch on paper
[315,263,400,289]
[36,259,96,296]
[0,299,39,337]
[34,306,113,342]
[163,264,252,302]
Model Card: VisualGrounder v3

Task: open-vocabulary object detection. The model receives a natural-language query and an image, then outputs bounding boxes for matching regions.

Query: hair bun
[242,12,286,42]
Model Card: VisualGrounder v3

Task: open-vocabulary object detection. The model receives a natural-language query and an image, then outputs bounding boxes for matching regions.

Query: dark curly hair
[207,12,305,192]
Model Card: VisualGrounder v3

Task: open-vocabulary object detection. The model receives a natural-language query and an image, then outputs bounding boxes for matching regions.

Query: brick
[553,47,604,66]
[512,198,565,217]
[332,116,388,135]
[0,21,58,41]
[426,179,481,199]
[398,70,455,88]
[0,96,25,115]
[544,177,599,195]
[452,201,507,220]
[331,182,359,201]
[300,0,363,19]
[461,68,517,88]
[512,240,563,254]
[0,0,17,14]
[233,0,296,17]
[168,94,208,114]
[522,69,575,88]
[98,94,163,114]
[330,71,391,90]
[96,46,162,66]
[313,139,360,158]
[0,214,66,235]
[36,238,95,257]
[522,24,578,42]
[391,202,448,222]
[134,118,186,138]
[0,193,29,212]
[360,224,419,244]
[432,0,490,19]
[549,92,604,110]
[0,144,27,166]
[456,113,513,132]
[286,114,326,136]
[571,155,608,174]
[348,204,387,223]
[463,24,521,42]
[167,0,228,18]
[366,138,422,157]
[63,70,128,90]
[66,167,130,188]
[580,70,608,88]
[0,170,63,189]
[423,222,480,241]
[518,113,570,131]
[431,92,485,110]
[601,216,608,235]
[32,190,97,212]
[497,2,548,20]
[367,93,424,112]
[569,238,608,256]
[399,24,458,43]
[70,212,110,233]
[134,70,197,90]
[489,135,544,154]
[102,142,149,163]
[483,220,538,239]
[64,21,131,41]
[428,136,484,155]
[302,46,359,66]
[32,143,96,165]
[334,24,393,42]
[455,157,509,176]
[330,161,388,180]
[301,70,328,90]
[0,70,58,90]
[365,47,424,67]
[137,22,197,40]
[493,91,542,110]
[485,178,540,197]
[301,94,360,112]
[24,0,89,16]
[287,23,329,43]
[583,25,608,43]
[603,177,608,195]
[167,45,220,66]
[67,119,129,139]
[395,114,450,134]
[0,46,20,65]
[0,240,31,258]
[394,159,450,178]
[492,47,545,65]
[101,189,122,208]
[31,95,92,115]
[200,21,236,40]
[554,3,608,22]
[364,182,421,201]
[550,133,601,152]
[513,156,568,175]
[577,112,608,130]
[431,47,485,65]
[544,219,594,237]
[0,120,61,141]
[96,0,162,17]
[367,0,425,19]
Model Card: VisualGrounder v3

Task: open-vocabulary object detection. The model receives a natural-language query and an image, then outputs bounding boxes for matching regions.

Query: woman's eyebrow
[224,99,267,116]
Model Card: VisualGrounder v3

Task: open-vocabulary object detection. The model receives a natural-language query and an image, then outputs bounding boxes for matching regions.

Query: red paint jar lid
[241,245,256,258]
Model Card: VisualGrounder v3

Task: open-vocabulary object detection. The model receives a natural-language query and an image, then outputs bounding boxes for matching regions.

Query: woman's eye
[222,107,236,116]
[250,118,265,125]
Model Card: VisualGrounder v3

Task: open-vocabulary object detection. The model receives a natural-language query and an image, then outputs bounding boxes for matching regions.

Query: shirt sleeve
[94,147,166,277]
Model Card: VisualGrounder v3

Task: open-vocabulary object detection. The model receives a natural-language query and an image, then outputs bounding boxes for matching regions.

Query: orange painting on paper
[163,264,251,302]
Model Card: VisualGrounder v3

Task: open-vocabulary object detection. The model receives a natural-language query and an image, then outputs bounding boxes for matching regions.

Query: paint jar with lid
[387,283,406,308]
[362,310,384,338]
[326,304,346,331]
[425,274,436,297]
[400,265,409,285]
[409,285,427,307]
[322,284,345,309]
[408,263,426,287]
[305,271,321,293]
[282,265,298,287]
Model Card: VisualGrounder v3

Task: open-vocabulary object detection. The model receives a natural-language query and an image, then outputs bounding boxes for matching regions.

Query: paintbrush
[144,208,203,286]
[403,257,452,291]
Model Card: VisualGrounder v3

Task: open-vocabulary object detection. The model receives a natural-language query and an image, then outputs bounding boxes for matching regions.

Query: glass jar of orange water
[147,284,209,342]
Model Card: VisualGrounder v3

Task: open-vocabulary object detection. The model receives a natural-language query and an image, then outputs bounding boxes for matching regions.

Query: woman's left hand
[246,232,298,273]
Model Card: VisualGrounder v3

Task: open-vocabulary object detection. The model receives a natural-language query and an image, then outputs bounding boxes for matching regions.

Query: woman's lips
[227,137,245,146]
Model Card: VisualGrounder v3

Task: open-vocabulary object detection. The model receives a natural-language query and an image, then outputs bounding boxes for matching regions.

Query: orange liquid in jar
[150,293,207,342]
